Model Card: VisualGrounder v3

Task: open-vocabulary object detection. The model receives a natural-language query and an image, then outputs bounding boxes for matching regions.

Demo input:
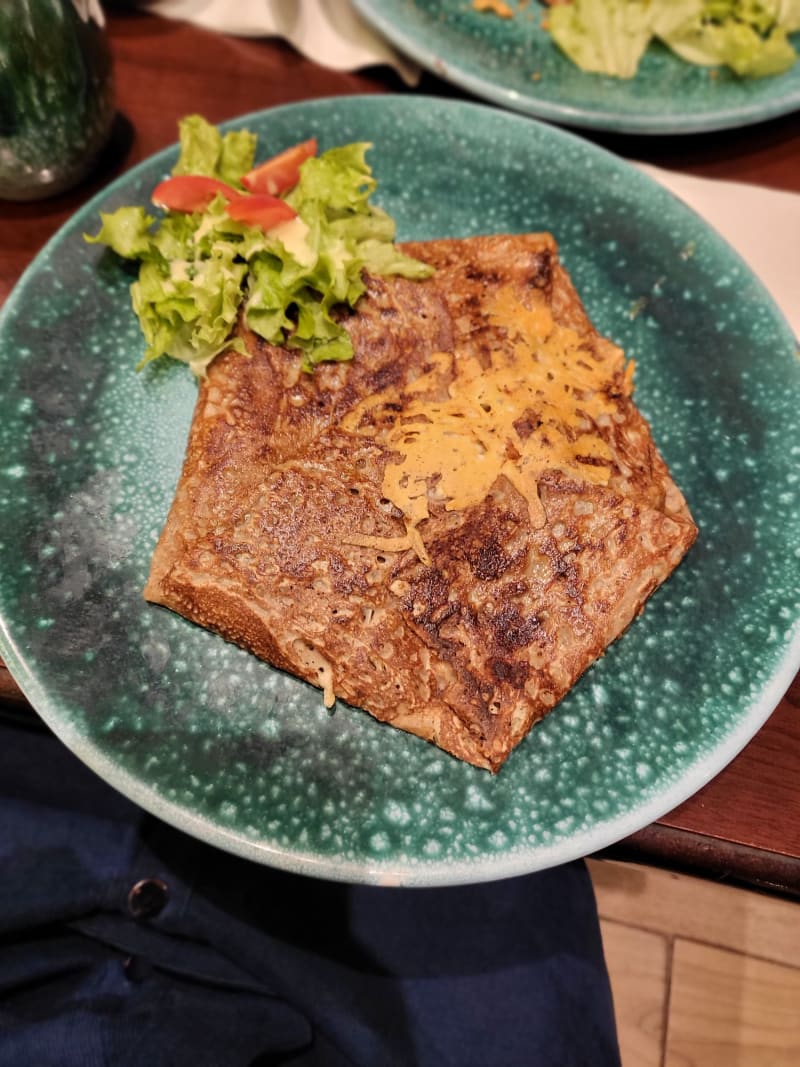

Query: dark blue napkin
[0,716,620,1066]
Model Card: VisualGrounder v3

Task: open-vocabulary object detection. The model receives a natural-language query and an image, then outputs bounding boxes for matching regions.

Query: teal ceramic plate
[0,97,798,887]
[353,0,800,134]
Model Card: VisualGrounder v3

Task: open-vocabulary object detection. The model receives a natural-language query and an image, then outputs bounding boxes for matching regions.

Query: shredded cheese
[343,287,630,562]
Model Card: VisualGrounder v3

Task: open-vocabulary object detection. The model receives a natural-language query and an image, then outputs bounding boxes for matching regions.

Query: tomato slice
[225,194,297,231]
[240,138,318,196]
[152,175,238,213]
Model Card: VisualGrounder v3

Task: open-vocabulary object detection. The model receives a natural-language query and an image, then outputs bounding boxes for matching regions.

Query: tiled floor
[587,859,800,1066]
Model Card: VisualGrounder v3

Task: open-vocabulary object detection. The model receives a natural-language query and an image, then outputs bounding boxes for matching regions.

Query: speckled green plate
[0,97,798,886]
[353,0,800,134]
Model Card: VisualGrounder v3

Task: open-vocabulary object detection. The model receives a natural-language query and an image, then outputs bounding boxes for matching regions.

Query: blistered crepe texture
[145,234,697,771]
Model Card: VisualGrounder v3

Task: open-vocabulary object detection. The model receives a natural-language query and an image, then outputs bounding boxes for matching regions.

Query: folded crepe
[145,233,697,771]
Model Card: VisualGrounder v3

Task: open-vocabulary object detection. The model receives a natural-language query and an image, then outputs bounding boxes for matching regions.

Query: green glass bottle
[0,0,114,200]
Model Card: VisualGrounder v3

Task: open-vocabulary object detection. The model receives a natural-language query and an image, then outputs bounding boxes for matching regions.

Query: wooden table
[2,11,799,895]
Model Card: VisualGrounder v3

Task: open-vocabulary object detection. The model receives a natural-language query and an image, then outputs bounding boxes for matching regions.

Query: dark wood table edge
[598,824,800,902]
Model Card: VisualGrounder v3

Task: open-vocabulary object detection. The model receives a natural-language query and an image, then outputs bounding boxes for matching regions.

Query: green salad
[547,0,800,80]
[86,115,433,376]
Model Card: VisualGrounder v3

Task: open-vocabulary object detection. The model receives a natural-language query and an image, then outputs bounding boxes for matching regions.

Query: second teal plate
[354,0,800,134]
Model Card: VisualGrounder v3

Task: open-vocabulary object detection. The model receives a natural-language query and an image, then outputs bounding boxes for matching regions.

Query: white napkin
[142,0,421,84]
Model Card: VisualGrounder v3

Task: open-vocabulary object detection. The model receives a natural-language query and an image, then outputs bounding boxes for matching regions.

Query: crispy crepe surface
[145,234,697,771]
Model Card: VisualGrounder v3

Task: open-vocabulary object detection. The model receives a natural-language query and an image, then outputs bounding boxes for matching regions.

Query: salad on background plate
[352,0,800,133]
[544,0,800,80]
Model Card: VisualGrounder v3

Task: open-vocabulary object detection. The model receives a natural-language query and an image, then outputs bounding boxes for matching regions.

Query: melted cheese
[343,286,631,561]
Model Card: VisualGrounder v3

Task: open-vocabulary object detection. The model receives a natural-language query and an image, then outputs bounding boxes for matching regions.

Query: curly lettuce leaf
[171,114,256,186]
[547,0,799,79]
[84,206,157,259]
[661,10,798,74]
[131,249,248,376]
[287,142,377,213]
[548,0,655,78]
